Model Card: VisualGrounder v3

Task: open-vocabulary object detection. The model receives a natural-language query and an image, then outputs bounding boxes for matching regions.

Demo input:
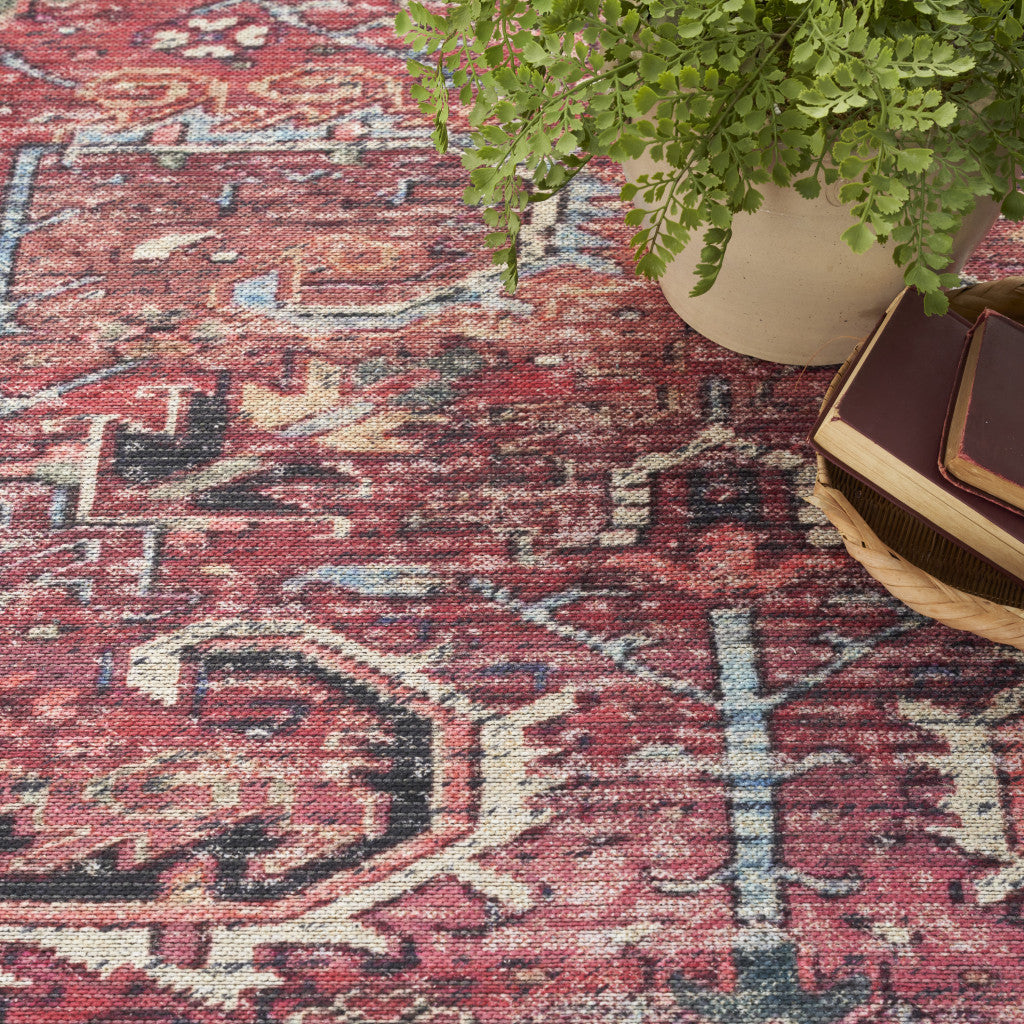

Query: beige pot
[621,152,1001,365]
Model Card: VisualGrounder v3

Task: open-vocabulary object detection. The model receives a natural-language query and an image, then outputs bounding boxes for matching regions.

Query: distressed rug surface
[4,3,1024,1023]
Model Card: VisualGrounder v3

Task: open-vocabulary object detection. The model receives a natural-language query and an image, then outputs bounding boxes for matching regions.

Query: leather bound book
[810,287,1024,587]
[941,310,1024,514]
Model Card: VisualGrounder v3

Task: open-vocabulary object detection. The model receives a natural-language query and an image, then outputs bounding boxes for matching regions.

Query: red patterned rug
[3,3,1024,1022]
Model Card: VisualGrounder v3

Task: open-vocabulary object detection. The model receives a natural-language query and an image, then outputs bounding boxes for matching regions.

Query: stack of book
[809,287,1024,599]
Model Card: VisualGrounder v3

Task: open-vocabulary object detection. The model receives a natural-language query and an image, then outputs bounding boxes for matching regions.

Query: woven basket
[808,279,1024,651]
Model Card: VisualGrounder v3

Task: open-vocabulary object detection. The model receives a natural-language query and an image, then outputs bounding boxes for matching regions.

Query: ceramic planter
[621,152,1001,365]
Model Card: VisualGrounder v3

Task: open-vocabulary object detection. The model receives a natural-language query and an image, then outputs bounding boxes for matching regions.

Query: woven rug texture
[3,2,1024,1022]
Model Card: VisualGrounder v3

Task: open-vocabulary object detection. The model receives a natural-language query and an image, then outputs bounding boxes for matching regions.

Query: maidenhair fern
[397,0,1024,313]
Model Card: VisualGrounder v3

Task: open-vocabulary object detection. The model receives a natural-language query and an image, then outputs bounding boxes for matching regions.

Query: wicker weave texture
[809,475,1024,650]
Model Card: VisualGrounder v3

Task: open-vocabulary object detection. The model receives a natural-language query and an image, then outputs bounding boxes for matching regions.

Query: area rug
[3,3,1024,1023]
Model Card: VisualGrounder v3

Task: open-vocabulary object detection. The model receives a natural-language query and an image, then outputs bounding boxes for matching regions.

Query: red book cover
[941,310,1024,514]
